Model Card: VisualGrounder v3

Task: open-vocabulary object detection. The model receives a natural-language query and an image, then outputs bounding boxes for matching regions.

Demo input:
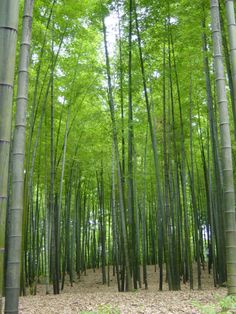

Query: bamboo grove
[1,0,236,312]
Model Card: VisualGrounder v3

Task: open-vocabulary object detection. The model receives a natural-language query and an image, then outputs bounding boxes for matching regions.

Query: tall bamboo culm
[225,0,236,136]
[5,1,34,313]
[210,0,236,295]
[0,1,20,312]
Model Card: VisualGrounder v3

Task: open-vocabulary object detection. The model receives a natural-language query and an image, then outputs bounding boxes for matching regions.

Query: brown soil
[18,266,227,313]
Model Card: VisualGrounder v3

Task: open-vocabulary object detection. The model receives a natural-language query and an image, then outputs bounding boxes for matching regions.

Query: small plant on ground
[97,304,120,314]
[219,296,236,313]
[192,300,217,314]
[193,295,236,314]
[80,304,120,314]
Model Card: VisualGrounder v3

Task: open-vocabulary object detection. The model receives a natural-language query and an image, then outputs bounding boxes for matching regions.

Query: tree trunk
[102,17,131,291]
[225,0,236,136]
[0,1,20,311]
[210,0,236,295]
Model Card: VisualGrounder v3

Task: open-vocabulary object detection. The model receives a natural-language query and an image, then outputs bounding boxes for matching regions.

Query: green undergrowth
[193,295,236,314]
[80,304,120,314]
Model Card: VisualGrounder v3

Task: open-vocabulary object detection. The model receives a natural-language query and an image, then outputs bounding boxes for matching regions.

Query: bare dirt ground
[17,266,227,314]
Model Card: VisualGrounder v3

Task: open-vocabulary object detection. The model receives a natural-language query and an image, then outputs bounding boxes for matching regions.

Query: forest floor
[17,265,227,314]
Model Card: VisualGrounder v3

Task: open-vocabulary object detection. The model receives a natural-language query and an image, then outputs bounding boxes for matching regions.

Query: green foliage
[80,304,120,314]
[193,296,236,314]
[220,296,236,313]
[13,0,236,298]
[97,305,120,314]
[192,301,217,314]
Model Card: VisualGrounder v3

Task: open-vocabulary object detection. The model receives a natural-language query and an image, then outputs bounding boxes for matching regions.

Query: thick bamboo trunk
[4,3,34,305]
[225,0,236,135]
[210,0,236,295]
[0,1,20,311]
